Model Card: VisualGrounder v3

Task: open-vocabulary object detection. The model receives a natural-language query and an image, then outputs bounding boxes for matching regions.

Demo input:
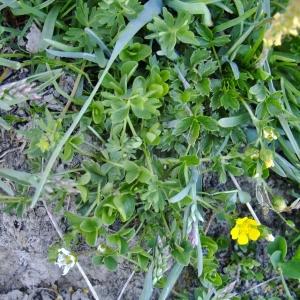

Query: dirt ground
[0,131,144,300]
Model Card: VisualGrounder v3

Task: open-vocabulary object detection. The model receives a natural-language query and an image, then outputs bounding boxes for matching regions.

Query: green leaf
[172,240,193,266]
[214,7,256,32]
[281,260,300,279]
[83,230,98,246]
[113,194,136,221]
[139,263,154,300]
[120,43,151,61]
[158,263,184,300]
[180,155,199,166]
[104,256,118,271]
[197,78,211,96]
[0,168,38,186]
[77,185,88,203]
[238,190,251,203]
[92,101,105,124]
[39,6,60,51]
[124,161,141,184]
[0,117,11,130]
[0,179,14,196]
[218,113,249,128]
[189,120,200,145]
[220,90,240,111]
[268,236,287,260]
[65,212,85,227]
[249,82,267,102]
[198,116,218,131]
[80,218,101,232]
[165,0,212,26]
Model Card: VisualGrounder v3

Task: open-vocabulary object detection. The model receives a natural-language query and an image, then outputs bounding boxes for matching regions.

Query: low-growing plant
[1,0,300,299]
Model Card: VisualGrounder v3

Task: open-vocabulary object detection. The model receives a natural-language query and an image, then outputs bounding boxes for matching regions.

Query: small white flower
[266,234,275,242]
[55,248,76,275]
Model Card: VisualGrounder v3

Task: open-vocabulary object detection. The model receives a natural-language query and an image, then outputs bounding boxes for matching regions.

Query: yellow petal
[236,217,247,225]
[230,227,239,239]
[247,219,258,226]
[249,228,260,241]
[237,233,249,245]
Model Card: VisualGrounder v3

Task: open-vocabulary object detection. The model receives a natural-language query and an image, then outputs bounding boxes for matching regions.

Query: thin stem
[243,276,279,294]
[59,62,86,120]
[241,99,258,125]
[76,262,100,300]
[161,212,172,236]
[42,200,100,300]
[229,173,261,224]
[279,268,294,300]
[117,270,136,300]
[212,45,222,74]
[127,116,138,137]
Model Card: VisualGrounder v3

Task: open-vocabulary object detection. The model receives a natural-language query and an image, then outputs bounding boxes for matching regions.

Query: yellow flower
[264,158,274,169]
[37,136,50,153]
[230,217,261,245]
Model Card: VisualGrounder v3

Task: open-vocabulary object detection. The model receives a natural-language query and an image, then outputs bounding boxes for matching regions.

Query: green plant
[1,0,300,299]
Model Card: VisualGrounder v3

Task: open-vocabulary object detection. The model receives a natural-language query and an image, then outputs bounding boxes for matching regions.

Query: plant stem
[42,200,100,300]
[229,173,261,224]
[117,270,136,300]
[279,268,294,300]
[127,116,138,137]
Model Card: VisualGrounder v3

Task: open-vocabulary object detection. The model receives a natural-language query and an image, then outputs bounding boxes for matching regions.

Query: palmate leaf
[31,0,163,208]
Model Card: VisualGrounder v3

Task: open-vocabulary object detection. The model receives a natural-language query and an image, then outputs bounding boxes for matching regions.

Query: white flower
[55,248,76,275]
[266,234,275,242]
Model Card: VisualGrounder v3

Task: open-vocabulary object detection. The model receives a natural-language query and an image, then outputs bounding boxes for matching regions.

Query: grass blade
[139,263,154,300]
[0,57,21,69]
[0,179,14,196]
[31,0,162,208]
[278,116,300,161]
[39,5,60,51]
[0,117,11,130]
[214,7,256,33]
[85,28,111,56]
[233,0,245,34]
[158,263,184,300]
[0,168,38,186]
[44,38,82,52]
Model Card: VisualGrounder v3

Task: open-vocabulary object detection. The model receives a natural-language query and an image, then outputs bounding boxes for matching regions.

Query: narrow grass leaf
[0,57,21,69]
[139,263,154,300]
[44,38,82,52]
[31,0,162,208]
[46,49,101,65]
[0,168,38,186]
[214,7,256,33]
[39,6,60,51]
[0,117,10,130]
[169,184,191,203]
[0,179,14,196]
[233,0,244,34]
[278,116,300,161]
[158,263,184,300]
[85,28,111,56]
[196,223,203,277]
